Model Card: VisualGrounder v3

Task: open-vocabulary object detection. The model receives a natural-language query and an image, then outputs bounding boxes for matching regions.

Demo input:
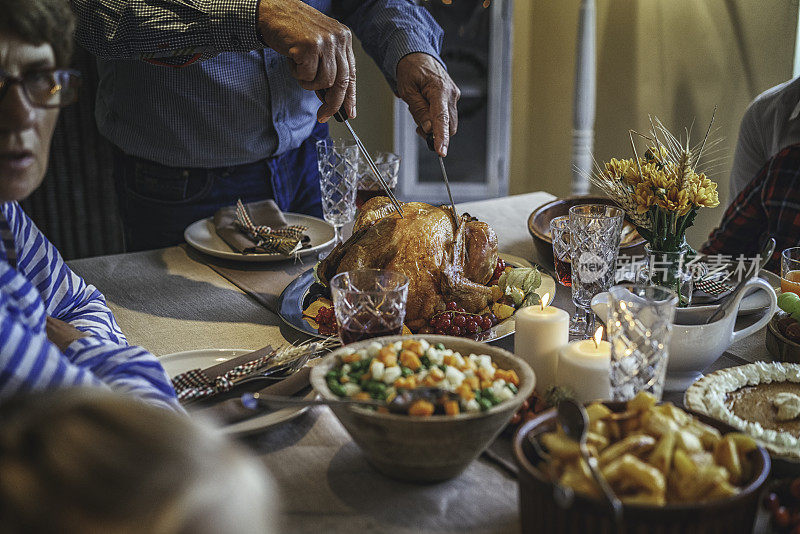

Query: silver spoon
[244,387,458,413]
[705,237,775,324]
[558,399,624,533]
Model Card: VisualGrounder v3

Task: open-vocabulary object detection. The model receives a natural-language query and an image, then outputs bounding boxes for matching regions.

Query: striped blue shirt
[0,202,180,411]
[71,0,443,168]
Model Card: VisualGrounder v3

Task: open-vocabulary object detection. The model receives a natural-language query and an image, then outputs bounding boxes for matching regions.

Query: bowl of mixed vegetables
[310,335,535,482]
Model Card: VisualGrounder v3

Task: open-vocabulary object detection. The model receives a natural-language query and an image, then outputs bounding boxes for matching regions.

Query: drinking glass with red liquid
[355,152,400,209]
[549,216,571,287]
[330,269,409,345]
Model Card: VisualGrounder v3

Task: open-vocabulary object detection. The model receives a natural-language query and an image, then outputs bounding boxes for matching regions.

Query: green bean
[325,370,340,381]
[481,389,499,405]
[435,343,445,350]
[507,384,518,394]
[478,397,493,411]
[327,379,346,397]
[400,366,413,377]
[420,355,431,368]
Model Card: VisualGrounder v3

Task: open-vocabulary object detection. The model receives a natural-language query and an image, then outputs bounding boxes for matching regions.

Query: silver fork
[231,339,338,387]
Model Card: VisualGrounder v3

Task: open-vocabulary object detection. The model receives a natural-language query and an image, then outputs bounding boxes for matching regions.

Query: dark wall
[21,44,124,260]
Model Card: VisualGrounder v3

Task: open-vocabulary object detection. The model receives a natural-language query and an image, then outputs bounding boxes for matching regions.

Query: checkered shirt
[70,0,443,167]
[702,143,800,271]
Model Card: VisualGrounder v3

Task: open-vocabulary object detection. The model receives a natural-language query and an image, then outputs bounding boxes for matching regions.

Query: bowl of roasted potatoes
[513,392,770,534]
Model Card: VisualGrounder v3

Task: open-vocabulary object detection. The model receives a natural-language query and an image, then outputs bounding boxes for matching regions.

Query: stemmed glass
[550,215,585,335]
[316,138,359,248]
[569,204,625,338]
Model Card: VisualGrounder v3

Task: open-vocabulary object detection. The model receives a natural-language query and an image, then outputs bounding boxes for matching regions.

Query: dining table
[68,191,776,534]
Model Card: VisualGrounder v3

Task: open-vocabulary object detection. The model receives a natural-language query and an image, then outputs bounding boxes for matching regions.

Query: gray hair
[0,0,75,67]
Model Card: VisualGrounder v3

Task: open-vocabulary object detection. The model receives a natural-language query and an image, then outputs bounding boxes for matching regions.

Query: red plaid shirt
[702,143,800,271]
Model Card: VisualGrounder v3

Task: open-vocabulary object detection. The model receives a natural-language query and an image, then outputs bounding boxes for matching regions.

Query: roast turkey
[317,197,499,330]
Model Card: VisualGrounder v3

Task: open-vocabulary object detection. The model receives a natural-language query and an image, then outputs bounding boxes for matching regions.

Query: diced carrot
[502,369,520,386]
[455,384,475,401]
[339,375,350,384]
[400,350,421,371]
[359,372,372,383]
[480,380,493,390]
[422,375,440,387]
[460,359,476,372]
[394,376,417,390]
[354,392,371,401]
[378,346,397,366]
[443,354,456,366]
[477,367,494,381]
[401,339,424,355]
[444,400,460,416]
[429,367,445,381]
[408,400,435,417]
[342,352,361,363]
[465,376,480,390]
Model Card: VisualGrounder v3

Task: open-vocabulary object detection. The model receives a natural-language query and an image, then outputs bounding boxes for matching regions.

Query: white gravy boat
[590,277,777,391]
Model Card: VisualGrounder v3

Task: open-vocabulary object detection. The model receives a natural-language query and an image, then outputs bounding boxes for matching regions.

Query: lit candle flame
[593,326,604,349]
[540,292,551,310]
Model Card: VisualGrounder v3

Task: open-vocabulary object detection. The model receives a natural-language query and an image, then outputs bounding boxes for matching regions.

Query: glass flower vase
[638,244,693,307]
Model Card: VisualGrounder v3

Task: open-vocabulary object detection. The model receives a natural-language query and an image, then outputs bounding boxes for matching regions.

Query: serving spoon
[242,387,458,413]
[558,399,624,534]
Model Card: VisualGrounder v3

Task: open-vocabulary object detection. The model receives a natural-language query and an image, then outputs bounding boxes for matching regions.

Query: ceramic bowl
[527,195,645,266]
[766,310,800,363]
[513,402,771,534]
[310,334,535,482]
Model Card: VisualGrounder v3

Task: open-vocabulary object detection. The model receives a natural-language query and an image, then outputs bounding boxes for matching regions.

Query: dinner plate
[277,253,556,343]
[183,213,336,262]
[159,349,312,435]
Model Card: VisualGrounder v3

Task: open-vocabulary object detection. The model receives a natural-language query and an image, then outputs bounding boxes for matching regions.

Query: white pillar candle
[557,328,611,403]
[514,298,569,393]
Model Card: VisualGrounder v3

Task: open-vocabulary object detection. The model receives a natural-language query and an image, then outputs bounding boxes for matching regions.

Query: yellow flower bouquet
[589,116,721,304]
[590,118,720,253]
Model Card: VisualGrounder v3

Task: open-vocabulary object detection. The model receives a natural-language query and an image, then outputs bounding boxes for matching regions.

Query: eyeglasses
[0,68,81,109]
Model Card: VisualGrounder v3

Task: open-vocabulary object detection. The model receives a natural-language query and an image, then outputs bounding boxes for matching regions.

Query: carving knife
[332,108,404,218]
[426,133,459,228]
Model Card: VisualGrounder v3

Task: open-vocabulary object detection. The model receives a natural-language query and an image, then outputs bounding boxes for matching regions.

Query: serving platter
[277,253,556,343]
[183,213,335,262]
[159,349,313,435]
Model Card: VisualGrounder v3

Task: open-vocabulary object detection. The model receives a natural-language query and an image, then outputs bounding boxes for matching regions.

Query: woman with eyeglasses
[0,0,180,410]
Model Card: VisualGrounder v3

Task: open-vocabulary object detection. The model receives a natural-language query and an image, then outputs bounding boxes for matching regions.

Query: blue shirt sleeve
[337,0,444,90]
[4,203,127,344]
[0,289,181,412]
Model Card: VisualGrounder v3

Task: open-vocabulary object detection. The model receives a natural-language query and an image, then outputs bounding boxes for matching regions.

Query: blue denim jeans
[113,122,327,252]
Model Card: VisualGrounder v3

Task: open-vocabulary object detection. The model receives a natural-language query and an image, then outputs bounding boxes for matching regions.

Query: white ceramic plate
[160,349,312,435]
[277,252,556,343]
[184,213,335,262]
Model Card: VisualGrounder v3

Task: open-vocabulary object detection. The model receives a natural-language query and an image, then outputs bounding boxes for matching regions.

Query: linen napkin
[171,345,277,402]
[193,366,312,424]
[213,199,309,255]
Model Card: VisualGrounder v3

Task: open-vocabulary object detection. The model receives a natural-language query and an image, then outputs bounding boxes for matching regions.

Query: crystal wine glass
[316,138,359,248]
[569,204,625,338]
[550,215,584,335]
